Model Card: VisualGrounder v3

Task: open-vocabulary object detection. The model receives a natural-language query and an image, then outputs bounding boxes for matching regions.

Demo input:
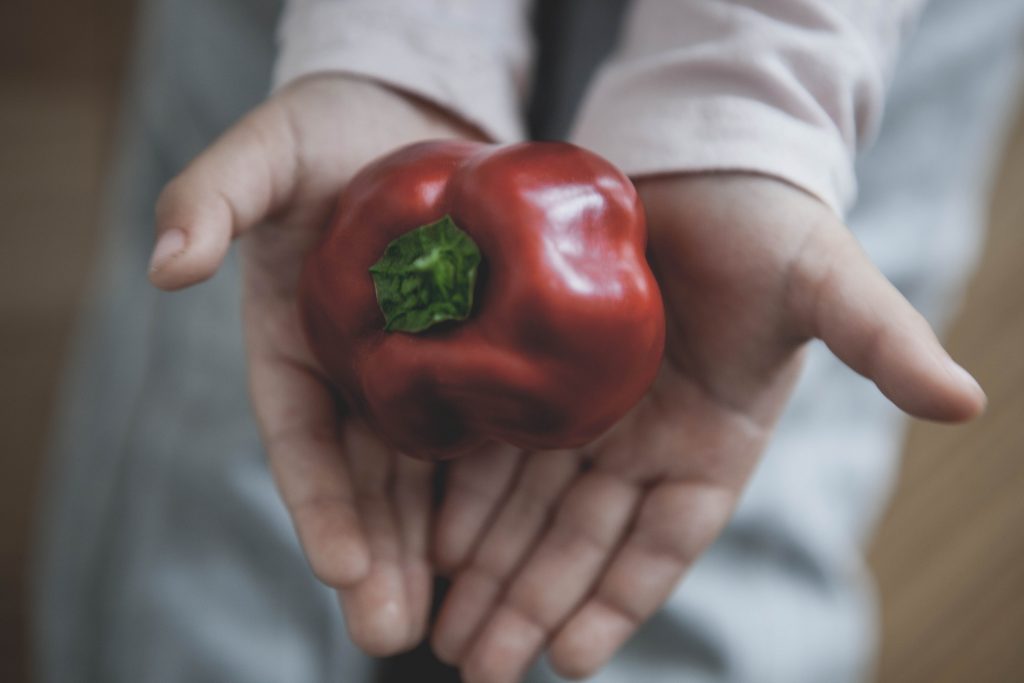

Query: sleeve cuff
[273,3,529,143]
[572,86,855,217]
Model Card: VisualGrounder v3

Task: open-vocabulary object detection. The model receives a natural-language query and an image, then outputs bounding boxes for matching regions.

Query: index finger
[249,346,371,588]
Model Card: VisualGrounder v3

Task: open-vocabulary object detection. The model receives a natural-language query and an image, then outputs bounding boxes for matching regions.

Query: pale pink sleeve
[273,0,534,142]
[571,0,928,214]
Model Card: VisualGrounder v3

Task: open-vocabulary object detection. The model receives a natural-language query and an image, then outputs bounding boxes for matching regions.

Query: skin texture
[150,75,986,681]
[301,140,665,458]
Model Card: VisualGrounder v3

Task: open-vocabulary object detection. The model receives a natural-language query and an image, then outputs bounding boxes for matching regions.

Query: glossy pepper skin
[299,140,665,459]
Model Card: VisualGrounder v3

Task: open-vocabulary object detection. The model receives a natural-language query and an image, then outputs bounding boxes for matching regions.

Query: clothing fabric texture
[34,0,1023,682]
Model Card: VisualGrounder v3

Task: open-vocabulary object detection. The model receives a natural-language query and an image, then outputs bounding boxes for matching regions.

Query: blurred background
[1,2,1021,682]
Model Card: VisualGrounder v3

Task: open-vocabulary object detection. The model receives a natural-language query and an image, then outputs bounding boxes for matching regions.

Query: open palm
[149,74,983,681]
[149,75,483,656]
[429,175,985,682]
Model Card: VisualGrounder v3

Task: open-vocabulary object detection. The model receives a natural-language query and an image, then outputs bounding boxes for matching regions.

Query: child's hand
[149,75,481,656]
[429,174,986,683]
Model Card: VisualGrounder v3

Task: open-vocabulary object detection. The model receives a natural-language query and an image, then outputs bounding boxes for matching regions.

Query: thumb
[148,100,299,290]
[794,220,986,422]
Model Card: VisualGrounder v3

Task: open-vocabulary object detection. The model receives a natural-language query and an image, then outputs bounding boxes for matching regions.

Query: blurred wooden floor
[0,4,1021,683]
[868,98,1024,681]
[0,2,135,682]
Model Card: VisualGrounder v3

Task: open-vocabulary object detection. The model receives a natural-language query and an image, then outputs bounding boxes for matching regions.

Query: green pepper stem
[368,215,482,334]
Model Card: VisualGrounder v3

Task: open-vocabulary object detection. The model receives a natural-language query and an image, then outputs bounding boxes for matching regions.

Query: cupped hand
[148,75,482,656]
[430,174,986,682]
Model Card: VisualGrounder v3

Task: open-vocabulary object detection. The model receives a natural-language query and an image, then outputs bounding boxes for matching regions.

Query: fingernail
[149,228,186,273]
[946,358,985,400]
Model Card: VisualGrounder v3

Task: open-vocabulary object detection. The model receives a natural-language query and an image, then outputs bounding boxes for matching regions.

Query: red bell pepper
[299,141,665,459]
